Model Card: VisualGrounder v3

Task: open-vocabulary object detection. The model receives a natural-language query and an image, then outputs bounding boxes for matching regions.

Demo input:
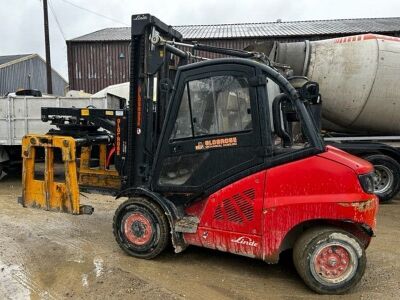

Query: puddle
[0,262,55,299]
[0,262,31,300]
[66,253,85,264]
[79,256,104,287]
[81,273,89,288]
[93,257,104,278]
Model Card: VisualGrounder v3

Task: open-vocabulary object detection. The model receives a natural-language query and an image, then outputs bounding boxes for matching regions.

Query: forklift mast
[123,14,183,190]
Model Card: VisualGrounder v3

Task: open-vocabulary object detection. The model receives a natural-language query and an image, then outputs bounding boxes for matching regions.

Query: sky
[0,0,399,80]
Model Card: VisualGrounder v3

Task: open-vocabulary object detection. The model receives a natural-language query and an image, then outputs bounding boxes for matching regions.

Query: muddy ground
[0,175,399,300]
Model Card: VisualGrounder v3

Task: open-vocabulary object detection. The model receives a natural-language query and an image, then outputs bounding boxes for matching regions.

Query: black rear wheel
[293,227,366,294]
[113,197,169,259]
[363,154,400,202]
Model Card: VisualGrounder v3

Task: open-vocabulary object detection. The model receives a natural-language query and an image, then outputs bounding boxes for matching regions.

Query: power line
[48,0,67,40]
[56,0,129,26]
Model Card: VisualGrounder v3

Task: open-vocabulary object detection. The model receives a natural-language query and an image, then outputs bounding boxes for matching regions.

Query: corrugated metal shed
[70,17,400,41]
[66,42,130,94]
[0,54,68,96]
[67,16,400,93]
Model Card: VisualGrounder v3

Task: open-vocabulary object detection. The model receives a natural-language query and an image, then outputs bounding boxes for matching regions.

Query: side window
[171,75,252,140]
[189,78,218,136]
[171,85,192,140]
[217,88,252,133]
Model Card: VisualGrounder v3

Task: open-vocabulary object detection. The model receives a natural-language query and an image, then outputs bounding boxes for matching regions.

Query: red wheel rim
[313,244,352,282]
[123,212,153,246]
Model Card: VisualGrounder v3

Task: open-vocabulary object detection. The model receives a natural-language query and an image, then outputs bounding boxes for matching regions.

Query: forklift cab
[152,58,324,201]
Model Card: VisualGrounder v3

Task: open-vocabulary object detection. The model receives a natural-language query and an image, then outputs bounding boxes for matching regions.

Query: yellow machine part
[21,134,81,214]
[79,145,121,192]
[21,134,121,215]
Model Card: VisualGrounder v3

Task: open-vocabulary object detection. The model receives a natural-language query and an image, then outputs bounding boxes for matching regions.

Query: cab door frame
[151,60,271,198]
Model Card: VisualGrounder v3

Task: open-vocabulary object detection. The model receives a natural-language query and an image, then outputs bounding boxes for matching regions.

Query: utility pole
[43,0,53,94]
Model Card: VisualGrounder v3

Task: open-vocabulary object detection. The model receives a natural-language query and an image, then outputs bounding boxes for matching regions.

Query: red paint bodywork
[183,146,378,262]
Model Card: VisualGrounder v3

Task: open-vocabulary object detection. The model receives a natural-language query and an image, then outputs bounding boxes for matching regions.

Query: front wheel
[113,197,169,259]
[293,227,366,294]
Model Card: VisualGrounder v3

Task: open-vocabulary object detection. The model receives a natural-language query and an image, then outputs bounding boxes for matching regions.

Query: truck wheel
[113,197,169,259]
[293,227,366,294]
[363,154,400,202]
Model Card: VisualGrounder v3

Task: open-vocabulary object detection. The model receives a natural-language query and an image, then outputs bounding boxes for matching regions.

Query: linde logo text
[133,15,148,21]
[231,236,258,247]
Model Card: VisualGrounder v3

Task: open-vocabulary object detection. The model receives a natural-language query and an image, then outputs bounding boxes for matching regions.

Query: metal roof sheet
[0,54,33,67]
[70,27,131,42]
[69,17,400,42]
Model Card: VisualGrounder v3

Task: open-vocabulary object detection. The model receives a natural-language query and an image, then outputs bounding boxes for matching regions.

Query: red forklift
[21,14,378,294]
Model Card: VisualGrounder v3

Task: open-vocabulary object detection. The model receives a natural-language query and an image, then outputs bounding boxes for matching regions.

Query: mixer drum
[275,34,400,134]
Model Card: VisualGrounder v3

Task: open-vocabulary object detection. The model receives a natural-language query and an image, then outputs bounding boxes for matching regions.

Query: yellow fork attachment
[20,134,83,214]
[20,134,122,214]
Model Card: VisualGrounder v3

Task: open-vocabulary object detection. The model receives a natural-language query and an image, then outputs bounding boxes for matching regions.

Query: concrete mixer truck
[255,33,400,202]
